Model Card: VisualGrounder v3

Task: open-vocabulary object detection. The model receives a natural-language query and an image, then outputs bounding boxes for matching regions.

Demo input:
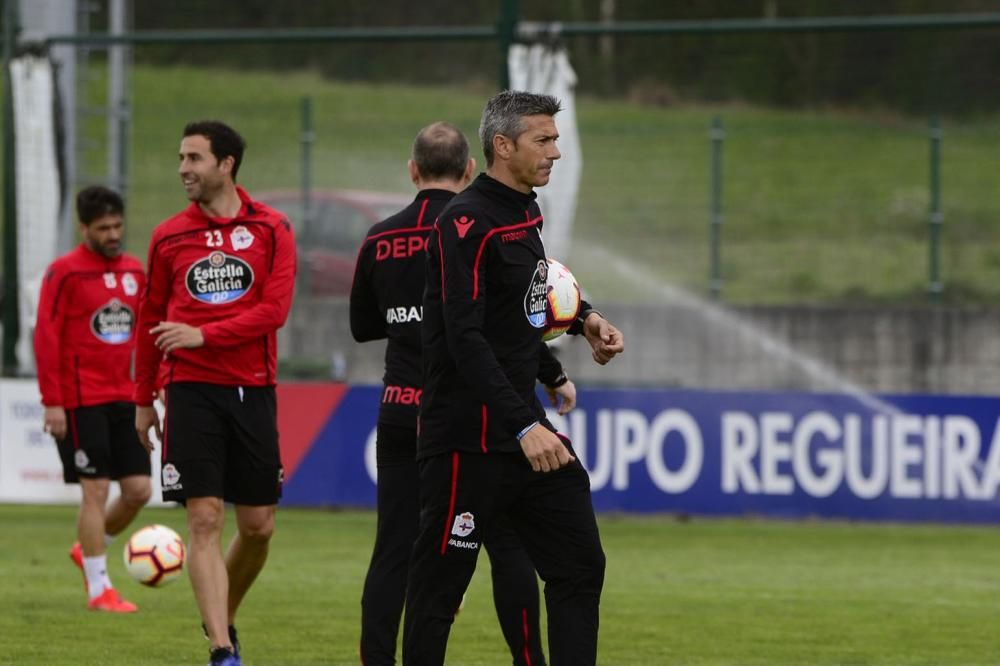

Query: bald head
[412,122,470,182]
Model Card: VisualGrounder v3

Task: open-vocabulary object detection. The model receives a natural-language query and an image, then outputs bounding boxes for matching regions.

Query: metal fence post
[299,95,314,294]
[497,0,519,89]
[301,95,313,230]
[108,0,129,202]
[928,115,943,300]
[2,0,20,375]
[710,116,724,299]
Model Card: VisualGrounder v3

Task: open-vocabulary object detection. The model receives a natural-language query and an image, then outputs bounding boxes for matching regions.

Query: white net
[10,55,61,374]
[509,43,581,264]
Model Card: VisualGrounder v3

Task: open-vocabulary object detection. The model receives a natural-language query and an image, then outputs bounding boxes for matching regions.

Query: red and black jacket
[34,245,145,409]
[133,186,296,405]
[418,173,585,459]
[350,187,568,431]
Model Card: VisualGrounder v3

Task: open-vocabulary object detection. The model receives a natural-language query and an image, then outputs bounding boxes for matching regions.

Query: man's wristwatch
[577,308,603,325]
[546,371,569,389]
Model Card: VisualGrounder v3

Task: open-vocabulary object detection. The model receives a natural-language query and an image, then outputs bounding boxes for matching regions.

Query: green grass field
[2,504,999,665]
[70,65,1000,305]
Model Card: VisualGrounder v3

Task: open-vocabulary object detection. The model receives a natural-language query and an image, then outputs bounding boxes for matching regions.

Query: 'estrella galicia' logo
[90,298,134,344]
[523,260,547,329]
[185,251,254,305]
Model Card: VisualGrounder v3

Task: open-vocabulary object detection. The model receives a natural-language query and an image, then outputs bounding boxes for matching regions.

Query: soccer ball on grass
[542,258,581,342]
[123,524,185,587]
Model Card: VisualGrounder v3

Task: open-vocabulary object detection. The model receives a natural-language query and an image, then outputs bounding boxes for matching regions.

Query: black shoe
[228,626,240,656]
[207,646,241,666]
[202,623,240,657]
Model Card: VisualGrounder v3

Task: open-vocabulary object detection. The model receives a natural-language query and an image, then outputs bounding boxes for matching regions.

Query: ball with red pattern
[543,258,581,342]
[122,524,185,587]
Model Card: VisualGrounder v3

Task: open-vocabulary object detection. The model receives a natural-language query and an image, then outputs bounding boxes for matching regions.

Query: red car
[257,189,411,296]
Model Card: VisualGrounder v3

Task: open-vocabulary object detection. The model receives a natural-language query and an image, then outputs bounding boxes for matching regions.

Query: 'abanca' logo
[185,251,254,304]
[523,259,547,329]
[90,298,134,344]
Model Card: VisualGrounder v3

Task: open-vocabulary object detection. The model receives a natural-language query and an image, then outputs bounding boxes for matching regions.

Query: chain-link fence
[10,5,1000,388]
[101,63,1000,300]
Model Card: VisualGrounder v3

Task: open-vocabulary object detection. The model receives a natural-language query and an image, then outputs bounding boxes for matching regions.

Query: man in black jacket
[402,94,624,665]
[350,121,576,665]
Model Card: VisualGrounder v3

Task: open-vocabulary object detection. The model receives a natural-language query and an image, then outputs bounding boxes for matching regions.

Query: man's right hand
[135,405,162,454]
[582,313,624,365]
[519,426,575,473]
[43,406,67,441]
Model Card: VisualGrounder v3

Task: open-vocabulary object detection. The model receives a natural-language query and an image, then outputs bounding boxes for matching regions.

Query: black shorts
[162,382,283,506]
[57,402,151,483]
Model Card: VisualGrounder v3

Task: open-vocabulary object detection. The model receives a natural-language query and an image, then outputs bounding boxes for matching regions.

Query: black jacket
[419,173,583,458]
[351,186,566,431]
[350,189,449,427]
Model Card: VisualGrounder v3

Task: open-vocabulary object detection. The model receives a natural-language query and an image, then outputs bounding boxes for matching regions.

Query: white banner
[0,379,168,506]
[0,379,77,502]
[508,44,582,263]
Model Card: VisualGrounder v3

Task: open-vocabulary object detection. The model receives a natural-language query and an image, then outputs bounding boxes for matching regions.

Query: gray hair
[479,90,562,167]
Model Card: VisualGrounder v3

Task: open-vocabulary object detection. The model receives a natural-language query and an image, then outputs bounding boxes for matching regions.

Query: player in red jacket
[134,121,296,666]
[34,185,150,613]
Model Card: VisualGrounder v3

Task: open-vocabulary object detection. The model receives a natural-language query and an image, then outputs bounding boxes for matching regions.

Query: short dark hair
[76,185,124,225]
[479,90,562,167]
[412,122,469,181]
[183,120,246,180]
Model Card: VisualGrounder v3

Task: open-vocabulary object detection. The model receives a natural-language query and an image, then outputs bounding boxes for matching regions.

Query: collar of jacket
[473,173,537,211]
[76,243,130,268]
[414,188,457,203]
[184,185,259,225]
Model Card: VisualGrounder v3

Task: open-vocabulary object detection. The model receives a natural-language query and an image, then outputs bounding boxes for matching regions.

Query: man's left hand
[544,379,577,415]
[151,321,204,353]
[583,314,624,365]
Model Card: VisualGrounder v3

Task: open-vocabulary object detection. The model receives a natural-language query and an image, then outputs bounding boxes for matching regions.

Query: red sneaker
[87,587,138,613]
[68,542,87,593]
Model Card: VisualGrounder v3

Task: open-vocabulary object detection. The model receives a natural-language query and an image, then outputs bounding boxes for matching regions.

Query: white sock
[104,533,115,547]
[83,554,109,599]
[100,567,114,593]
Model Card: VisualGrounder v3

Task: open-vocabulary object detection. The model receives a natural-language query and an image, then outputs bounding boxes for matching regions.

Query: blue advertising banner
[547,389,1000,522]
[280,385,1000,523]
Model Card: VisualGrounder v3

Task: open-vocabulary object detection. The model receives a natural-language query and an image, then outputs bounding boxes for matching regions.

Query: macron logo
[454,216,475,239]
